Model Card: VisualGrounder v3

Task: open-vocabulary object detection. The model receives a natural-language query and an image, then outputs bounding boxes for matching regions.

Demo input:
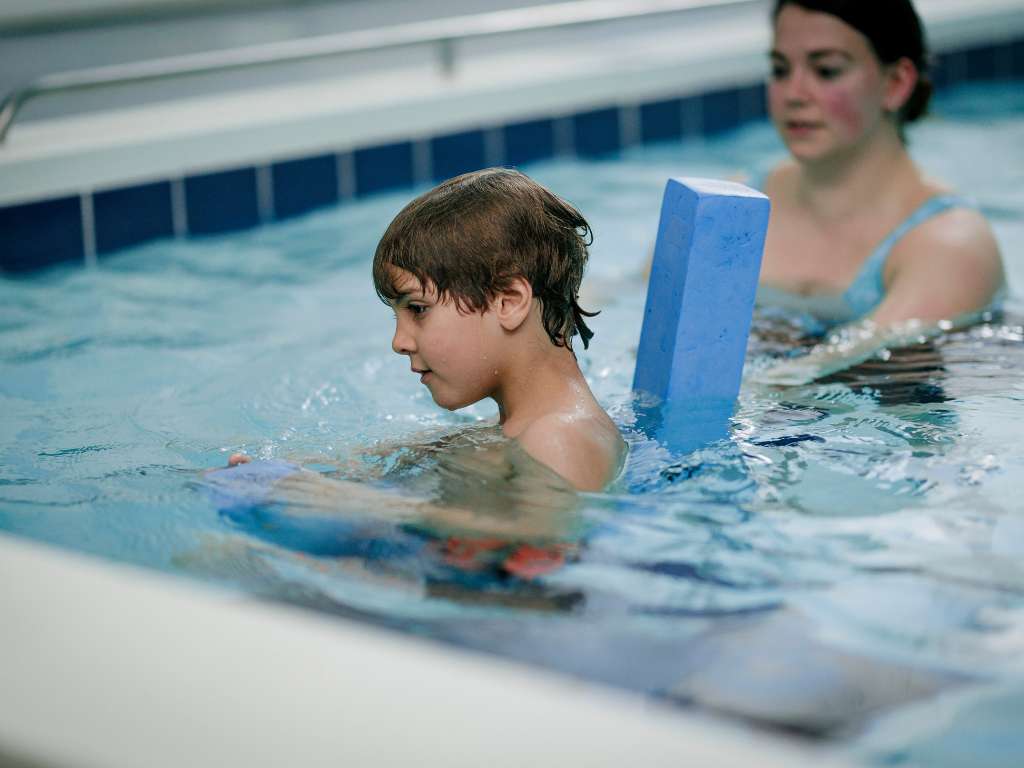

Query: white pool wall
[3,0,1023,207]
[0,532,850,768]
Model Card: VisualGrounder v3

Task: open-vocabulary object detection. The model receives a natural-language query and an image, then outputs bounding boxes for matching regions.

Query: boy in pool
[231,168,625,494]
[213,169,625,586]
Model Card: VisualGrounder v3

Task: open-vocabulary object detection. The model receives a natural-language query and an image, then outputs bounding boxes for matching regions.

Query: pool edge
[0,531,851,768]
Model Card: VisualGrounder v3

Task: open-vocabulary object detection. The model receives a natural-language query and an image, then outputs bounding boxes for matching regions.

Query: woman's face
[769,4,892,162]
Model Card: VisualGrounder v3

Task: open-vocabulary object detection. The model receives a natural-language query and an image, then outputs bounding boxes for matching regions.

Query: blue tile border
[932,50,964,90]
[573,107,620,157]
[640,98,683,145]
[965,46,1002,81]
[94,181,174,256]
[702,88,742,136]
[0,196,84,274]
[679,94,704,138]
[354,141,415,197]
[431,129,488,181]
[934,38,1024,87]
[272,154,339,221]
[504,118,556,167]
[3,35,1021,273]
[184,167,260,236]
[738,83,768,122]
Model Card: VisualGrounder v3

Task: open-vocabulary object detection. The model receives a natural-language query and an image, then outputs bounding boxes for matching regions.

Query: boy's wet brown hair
[373,167,598,350]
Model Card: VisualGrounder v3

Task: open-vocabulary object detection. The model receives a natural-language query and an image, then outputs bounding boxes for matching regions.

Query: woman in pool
[758,0,1005,340]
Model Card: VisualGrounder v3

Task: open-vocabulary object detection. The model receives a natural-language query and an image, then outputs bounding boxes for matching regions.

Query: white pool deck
[1,0,1023,206]
[0,532,849,768]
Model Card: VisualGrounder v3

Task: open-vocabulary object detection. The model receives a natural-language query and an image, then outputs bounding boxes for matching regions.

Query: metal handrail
[0,0,763,143]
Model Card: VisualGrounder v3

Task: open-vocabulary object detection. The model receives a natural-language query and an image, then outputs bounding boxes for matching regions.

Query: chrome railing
[0,0,764,143]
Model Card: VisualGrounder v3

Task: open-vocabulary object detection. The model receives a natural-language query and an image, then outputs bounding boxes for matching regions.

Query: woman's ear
[494,276,534,333]
[883,57,918,114]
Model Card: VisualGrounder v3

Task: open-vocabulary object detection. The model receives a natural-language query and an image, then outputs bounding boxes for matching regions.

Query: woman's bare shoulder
[897,203,1001,266]
[762,160,800,199]
[879,204,1005,323]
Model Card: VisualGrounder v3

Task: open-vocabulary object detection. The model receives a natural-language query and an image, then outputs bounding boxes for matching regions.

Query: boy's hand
[228,453,252,467]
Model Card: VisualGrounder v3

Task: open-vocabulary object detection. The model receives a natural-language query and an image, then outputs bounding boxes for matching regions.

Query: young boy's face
[387,267,502,411]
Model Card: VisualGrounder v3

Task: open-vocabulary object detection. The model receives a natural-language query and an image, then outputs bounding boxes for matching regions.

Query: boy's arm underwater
[225,425,458,483]
[221,441,584,544]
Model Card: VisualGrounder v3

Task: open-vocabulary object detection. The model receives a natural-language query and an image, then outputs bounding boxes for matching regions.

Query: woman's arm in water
[751,208,1005,387]
[748,317,947,386]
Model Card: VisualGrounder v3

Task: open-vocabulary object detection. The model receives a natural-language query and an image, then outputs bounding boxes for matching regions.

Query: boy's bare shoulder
[516,412,625,492]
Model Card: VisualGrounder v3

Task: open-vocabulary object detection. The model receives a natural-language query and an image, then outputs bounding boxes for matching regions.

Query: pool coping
[0,531,853,768]
[1,0,1023,273]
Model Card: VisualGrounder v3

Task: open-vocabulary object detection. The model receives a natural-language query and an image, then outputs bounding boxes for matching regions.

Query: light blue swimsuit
[756,194,974,324]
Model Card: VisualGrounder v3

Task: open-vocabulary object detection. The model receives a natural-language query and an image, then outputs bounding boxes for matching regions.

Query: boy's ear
[494,276,534,332]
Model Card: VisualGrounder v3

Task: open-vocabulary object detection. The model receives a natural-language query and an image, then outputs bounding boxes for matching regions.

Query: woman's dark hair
[774,0,933,127]
[373,168,598,350]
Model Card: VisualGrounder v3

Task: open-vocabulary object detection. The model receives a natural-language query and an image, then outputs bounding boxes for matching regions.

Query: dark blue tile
[184,167,259,235]
[933,50,967,89]
[503,118,555,166]
[738,82,768,121]
[640,98,682,144]
[272,153,338,220]
[965,45,1000,80]
[0,196,83,274]
[431,129,487,181]
[1013,38,1024,78]
[354,141,414,197]
[702,88,742,135]
[573,107,620,157]
[931,53,951,89]
[988,41,1014,80]
[680,94,704,136]
[94,181,174,255]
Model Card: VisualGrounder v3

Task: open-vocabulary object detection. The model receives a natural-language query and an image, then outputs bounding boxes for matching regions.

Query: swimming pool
[2,78,1023,765]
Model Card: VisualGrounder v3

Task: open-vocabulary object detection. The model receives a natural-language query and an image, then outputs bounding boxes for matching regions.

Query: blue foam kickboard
[633,178,769,452]
[201,459,424,559]
[203,459,302,512]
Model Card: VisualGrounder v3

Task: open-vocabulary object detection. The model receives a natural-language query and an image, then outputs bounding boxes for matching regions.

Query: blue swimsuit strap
[843,194,972,317]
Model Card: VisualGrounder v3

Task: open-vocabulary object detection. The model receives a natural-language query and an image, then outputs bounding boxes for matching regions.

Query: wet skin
[387,267,625,492]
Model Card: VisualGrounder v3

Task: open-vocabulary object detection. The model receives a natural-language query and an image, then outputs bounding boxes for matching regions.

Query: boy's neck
[492,340,591,438]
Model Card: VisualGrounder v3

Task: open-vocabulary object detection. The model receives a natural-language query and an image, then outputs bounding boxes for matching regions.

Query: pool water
[2,80,1024,765]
